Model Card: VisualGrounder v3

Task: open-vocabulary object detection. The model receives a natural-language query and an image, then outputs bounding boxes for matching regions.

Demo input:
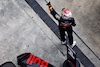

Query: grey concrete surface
[36,0,100,58]
[0,0,66,67]
[0,0,100,67]
[36,0,100,66]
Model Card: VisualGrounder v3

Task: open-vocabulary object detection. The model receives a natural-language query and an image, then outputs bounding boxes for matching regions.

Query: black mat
[25,0,95,67]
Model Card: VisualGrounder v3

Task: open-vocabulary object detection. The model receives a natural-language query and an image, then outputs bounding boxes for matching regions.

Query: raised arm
[47,2,60,20]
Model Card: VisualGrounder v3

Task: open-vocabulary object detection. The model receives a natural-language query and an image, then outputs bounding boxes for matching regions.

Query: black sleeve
[71,18,76,26]
[47,3,60,20]
[50,8,61,20]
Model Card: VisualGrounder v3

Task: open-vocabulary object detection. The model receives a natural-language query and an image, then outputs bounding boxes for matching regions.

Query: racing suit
[47,2,76,45]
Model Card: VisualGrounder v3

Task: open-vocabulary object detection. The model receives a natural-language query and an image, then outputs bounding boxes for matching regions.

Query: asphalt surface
[0,0,100,67]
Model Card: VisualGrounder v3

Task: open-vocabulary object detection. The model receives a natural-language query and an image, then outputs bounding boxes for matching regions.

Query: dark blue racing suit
[47,2,76,45]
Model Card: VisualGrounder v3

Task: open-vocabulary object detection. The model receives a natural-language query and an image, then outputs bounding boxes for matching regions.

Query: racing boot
[71,41,76,48]
[61,40,66,45]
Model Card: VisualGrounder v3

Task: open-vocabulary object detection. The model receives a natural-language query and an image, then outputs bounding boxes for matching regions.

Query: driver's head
[61,8,72,19]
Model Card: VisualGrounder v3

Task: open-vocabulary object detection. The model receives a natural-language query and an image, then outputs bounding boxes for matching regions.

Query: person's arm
[47,2,60,20]
[71,17,76,26]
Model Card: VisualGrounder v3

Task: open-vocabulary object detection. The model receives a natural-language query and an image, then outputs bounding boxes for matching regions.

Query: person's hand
[47,2,50,5]
[72,24,76,26]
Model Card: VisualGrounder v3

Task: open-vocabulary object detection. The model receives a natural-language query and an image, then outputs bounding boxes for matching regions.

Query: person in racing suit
[47,2,76,47]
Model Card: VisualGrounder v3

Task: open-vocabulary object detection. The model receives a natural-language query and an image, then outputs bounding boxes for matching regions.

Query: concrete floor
[0,0,65,67]
[0,0,100,67]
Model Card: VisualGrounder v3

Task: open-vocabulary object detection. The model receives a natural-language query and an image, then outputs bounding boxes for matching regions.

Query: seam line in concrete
[17,1,65,57]
[22,0,95,66]
[73,30,100,60]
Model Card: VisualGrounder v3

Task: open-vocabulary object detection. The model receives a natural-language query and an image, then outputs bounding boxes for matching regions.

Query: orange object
[49,7,53,11]
[60,24,70,27]
[48,4,51,7]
